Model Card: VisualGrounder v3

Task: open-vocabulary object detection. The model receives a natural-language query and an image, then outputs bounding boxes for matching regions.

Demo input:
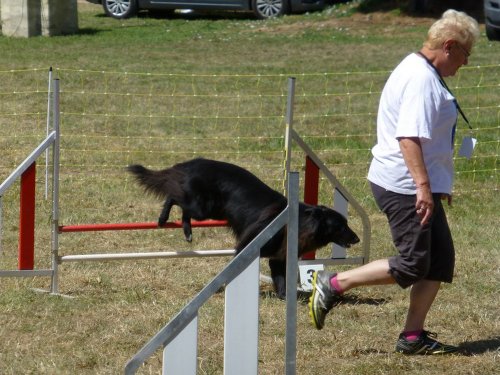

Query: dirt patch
[251,11,436,36]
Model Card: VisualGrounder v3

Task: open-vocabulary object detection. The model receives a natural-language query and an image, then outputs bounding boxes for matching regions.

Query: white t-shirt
[368,53,458,195]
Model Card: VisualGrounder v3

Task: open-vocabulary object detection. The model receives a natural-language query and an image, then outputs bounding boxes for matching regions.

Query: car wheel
[103,0,138,19]
[252,0,288,19]
[486,24,500,41]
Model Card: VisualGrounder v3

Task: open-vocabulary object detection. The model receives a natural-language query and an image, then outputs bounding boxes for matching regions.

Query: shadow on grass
[77,28,106,36]
[295,290,389,306]
[459,336,500,355]
[339,293,388,306]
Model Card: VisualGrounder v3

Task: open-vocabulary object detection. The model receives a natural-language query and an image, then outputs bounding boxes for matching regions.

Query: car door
[142,0,249,11]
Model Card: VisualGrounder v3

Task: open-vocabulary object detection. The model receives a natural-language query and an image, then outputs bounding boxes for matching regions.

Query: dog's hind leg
[269,258,287,299]
[159,197,192,242]
[158,197,174,227]
[182,211,193,242]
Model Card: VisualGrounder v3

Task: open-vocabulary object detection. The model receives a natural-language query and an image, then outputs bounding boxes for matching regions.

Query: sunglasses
[455,43,471,58]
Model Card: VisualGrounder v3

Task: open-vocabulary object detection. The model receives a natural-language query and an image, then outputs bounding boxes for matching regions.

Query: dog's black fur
[127,158,360,298]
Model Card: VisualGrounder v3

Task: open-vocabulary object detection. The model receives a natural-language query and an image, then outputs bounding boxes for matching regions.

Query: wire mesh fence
[0,66,498,265]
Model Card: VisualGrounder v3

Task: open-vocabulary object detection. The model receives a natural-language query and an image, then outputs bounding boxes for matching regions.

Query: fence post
[19,162,36,270]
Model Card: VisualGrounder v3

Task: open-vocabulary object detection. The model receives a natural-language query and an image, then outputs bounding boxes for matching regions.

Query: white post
[45,67,52,199]
[285,172,299,375]
[162,317,198,375]
[283,77,296,196]
[50,79,61,294]
[223,257,260,375]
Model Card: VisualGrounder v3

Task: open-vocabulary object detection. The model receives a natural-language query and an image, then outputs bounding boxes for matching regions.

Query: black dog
[127,158,360,298]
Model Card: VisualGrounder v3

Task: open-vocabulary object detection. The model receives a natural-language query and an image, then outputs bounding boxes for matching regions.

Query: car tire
[103,0,138,19]
[252,0,289,19]
[486,24,500,41]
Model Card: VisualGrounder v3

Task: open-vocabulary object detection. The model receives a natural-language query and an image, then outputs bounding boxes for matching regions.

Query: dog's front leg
[182,212,193,242]
[269,258,287,299]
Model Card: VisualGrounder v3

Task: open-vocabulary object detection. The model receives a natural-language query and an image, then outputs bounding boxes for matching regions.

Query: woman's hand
[416,183,433,225]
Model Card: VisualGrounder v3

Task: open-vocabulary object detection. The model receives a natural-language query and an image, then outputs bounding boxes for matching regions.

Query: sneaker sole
[308,271,323,330]
[396,348,461,355]
[396,342,461,355]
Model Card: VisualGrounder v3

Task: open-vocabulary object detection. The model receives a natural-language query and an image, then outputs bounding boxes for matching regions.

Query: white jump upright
[283,77,371,292]
[124,172,300,375]
[1,74,370,299]
[162,317,198,375]
[223,256,260,375]
[0,78,60,286]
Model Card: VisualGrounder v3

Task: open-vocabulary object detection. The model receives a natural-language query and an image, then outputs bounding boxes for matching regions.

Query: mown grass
[0,1,499,374]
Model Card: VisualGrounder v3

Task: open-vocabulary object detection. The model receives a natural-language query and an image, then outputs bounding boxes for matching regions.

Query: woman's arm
[398,137,433,225]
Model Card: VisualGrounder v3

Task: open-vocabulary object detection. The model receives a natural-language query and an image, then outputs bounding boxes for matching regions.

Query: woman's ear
[443,39,454,55]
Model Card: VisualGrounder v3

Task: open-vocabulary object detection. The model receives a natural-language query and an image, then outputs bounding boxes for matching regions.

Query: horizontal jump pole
[59,220,228,233]
[0,269,54,278]
[59,249,236,262]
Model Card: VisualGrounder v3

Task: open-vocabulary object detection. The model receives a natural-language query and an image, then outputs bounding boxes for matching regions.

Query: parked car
[485,0,500,40]
[87,0,328,20]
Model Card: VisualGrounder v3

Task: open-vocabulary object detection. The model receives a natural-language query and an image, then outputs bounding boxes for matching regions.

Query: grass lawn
[0,1,499,374]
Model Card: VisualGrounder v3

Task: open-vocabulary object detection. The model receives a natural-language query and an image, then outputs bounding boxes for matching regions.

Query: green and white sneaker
[308,271,340,330]
[395,331,460,355]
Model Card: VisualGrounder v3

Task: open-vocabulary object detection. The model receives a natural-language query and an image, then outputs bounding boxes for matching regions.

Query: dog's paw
[276,292,286,300]
[185,234,193,242]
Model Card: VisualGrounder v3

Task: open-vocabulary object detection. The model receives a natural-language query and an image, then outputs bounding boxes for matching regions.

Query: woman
[309,9,480,355]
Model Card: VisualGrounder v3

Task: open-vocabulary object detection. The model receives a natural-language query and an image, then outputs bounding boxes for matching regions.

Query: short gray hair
[424,9,480,49]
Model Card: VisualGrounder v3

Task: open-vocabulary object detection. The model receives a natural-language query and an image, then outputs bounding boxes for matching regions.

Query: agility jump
[0,76,370,296]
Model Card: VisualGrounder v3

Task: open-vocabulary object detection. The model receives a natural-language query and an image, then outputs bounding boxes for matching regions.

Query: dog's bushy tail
[127,164,184,198]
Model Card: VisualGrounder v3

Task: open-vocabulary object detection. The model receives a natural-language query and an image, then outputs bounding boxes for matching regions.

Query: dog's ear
[301,204,346,228]
[316,205,331,215]
[312,205,340,220]
[302,204,328,217]
[318,206,349,232]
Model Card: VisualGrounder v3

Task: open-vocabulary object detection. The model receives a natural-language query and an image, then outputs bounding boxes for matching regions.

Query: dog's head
[299,204,360,250]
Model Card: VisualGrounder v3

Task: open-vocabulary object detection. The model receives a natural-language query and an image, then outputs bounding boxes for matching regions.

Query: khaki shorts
[371,183,455,288]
